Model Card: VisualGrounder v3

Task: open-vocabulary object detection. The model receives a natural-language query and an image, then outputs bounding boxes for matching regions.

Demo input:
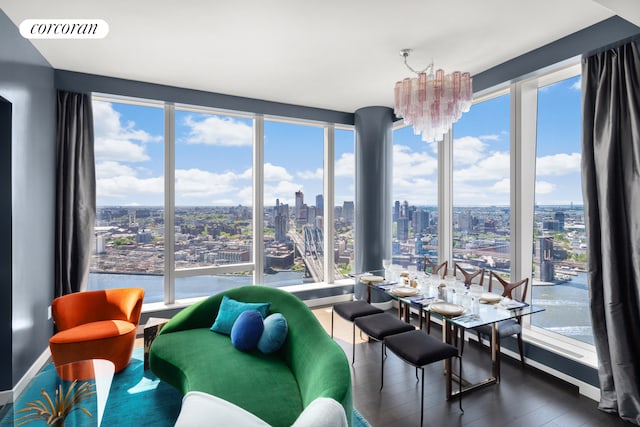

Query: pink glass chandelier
[393,49,472,142]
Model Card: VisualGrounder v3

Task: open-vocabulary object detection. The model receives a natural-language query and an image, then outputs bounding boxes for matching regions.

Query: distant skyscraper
[343,201,354,224]
[307,206,317,225]
[393,201,400,222]
[537,236,555,282]
[295,190,304,220]
[554,211,565,232]
[275,199,289,242]
[397,217,409,241]
[460,210,473,232]
[401,200,409,218]
[316,194,323,214]
[412,209,430,234]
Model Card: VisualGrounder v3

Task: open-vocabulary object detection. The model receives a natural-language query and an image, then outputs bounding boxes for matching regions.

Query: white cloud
[490,178,511,194]
[182,115,252,146]
[454,151,510,182]
[297,168,323,180]
[264,180,302,205]
[535,180,556,194]
[479,134,500,141]
[571,78,582,91]
[93,101,160,162]
[264,163,293,181]
[335,152,354,177]
[453,136,487,166]
[175,168,239,199]
[97,175,164,199]
[536,153,581,176]
[393,145,438,178]
[96,161,136,179]
[391,145,439,205]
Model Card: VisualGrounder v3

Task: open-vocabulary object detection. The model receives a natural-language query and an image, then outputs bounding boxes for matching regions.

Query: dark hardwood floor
[316,307,632,427]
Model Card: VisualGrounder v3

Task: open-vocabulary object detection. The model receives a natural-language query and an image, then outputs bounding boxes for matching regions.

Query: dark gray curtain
[582,41,640,424]
[55,91,96,297]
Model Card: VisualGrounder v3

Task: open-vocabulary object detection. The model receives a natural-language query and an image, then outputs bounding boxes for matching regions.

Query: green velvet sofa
[149,286,353,427]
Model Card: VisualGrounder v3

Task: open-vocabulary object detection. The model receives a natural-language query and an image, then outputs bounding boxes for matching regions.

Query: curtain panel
[55,91,96,297]
[582,41,640,424]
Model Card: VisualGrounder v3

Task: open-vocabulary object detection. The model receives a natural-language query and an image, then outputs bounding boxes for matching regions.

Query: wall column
[354,106,393,301]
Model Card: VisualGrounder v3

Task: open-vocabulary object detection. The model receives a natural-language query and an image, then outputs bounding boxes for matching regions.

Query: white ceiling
[1,1,632,113]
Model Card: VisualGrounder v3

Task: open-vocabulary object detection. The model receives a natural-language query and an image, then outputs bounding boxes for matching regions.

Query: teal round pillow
[258,313,288,354]
[230,310,264,352]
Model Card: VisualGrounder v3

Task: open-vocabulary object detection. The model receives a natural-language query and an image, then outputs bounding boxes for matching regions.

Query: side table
[144,317,170,370]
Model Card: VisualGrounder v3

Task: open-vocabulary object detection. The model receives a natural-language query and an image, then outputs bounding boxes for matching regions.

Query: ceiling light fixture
[393,49,472,142]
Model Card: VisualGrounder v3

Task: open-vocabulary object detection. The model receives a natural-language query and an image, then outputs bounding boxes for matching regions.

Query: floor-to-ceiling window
[90,95,351,302]
[392,124,439,270]
[262,119,325,286]
[530,71,592,344]
[89,98,165,303]
[172,107,255,298]
[452,91,511,282]
[334,128,355,279]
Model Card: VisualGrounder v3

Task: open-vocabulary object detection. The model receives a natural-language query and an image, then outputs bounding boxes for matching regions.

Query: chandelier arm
[401,50,433,75]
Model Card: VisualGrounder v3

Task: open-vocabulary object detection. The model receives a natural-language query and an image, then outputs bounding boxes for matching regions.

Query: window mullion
[511,82,538,302]
[324,124,335,284]
[164,102,176,304]
[439,130,453,265]
[253,115,264,285]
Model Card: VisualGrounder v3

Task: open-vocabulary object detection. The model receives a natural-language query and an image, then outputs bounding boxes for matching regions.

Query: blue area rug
[1,348,370,427]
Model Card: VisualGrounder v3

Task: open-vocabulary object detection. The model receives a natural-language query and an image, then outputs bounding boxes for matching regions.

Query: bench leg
[380,343,385,391]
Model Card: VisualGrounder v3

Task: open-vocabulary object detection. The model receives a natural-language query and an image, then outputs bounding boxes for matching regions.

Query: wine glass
[382,258,392,281]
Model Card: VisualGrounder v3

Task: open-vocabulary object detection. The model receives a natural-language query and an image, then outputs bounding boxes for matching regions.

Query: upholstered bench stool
[383,330,463,426]
[331,300,384,364]
[354,312,415,364]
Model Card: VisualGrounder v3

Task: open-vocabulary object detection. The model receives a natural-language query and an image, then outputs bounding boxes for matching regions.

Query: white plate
[390,286,419,297]
[359,275,384,284]
[429,302,465,316]
[480,292,503,303]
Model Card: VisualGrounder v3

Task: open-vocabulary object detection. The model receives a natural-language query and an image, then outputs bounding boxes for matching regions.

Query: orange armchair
[49,288,145,373]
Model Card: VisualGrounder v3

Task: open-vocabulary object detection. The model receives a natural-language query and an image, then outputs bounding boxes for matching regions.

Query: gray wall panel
[0,10,56,391]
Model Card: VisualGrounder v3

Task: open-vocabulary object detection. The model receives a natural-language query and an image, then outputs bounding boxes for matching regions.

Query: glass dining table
[355,271,545,398]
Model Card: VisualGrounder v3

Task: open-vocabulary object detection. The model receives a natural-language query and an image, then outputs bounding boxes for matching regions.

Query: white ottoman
[174,391,348,427]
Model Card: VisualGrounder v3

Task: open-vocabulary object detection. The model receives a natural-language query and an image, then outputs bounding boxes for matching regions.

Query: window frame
[511,62,597,365]
[91,94,353,305]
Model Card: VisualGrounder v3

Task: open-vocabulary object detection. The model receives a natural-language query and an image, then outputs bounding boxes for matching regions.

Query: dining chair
[423,257,448,278]
[454,262,485,287]
[331,300,383,364]
[474,271,530,369]
[382,330,462,426]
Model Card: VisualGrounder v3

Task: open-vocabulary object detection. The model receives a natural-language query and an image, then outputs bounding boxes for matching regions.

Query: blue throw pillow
[257,313,288,354]
[230,310,264,352]
[211,295,271,335]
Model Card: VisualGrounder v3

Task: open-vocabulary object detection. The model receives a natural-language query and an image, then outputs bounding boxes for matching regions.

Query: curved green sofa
[149,286,353,427]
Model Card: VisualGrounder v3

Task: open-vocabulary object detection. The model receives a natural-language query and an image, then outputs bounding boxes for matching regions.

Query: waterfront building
[537,236,555,282]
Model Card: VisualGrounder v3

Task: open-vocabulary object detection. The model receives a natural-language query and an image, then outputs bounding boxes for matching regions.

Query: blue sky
[93,74,582,208]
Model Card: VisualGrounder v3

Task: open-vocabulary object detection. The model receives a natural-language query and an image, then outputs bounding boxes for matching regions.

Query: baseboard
[0,389,11,406]
[0,347,51,406]
[520,353,601,401]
